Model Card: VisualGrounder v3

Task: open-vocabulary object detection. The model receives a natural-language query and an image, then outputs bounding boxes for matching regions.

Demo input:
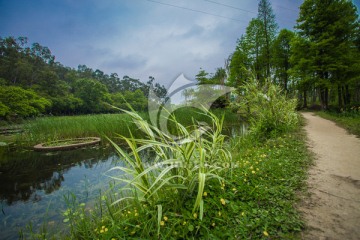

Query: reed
[21,113,149,145]
[15,109,239,146]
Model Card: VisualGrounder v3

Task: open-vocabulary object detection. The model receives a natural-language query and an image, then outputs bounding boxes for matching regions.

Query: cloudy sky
[1,0,359,87]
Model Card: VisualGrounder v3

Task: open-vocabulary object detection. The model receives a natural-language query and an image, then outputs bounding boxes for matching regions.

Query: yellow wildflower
[100,229,104,233]
[220,198,226,205]
[183,221,187,225]
[203,191,208,197]
[212,222,216,227]
[218,211,221,216]
[232,188,236,191]
[252,170,256,174]
[135,212,139,217]
[263,231,269,237]
[193,213,198,219]
[105,228,108,232]
[160,221,165,226]
[163,216,168,221]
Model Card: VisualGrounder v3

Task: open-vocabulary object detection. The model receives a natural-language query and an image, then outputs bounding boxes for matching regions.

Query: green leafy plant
[104,108,231,238]
[236,77,298,139]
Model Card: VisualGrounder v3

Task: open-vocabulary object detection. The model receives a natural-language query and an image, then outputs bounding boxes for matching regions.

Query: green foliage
[225,130,311,238]
[193,68,230,108]
[294,0,360,109]
[0,86,51,119]
[21,113,148,145]
[195,68,210,84]
[272,29,295,92]
[49,95,83,115]
[0,102,10,117]
[257,0,278,79]
[111,89,147,111]
[73,78,111,113]
[236,77,298,139]
[0,37,168,117]
[60,116,310,239]
[64,109,232,239]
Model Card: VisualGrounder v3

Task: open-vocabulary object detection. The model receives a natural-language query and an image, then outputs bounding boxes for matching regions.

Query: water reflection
[0,123,246,239]
[0,147,115,205]
[0,146,121,240]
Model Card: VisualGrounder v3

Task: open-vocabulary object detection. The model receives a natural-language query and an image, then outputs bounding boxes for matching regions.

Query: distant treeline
[0,36,167,120]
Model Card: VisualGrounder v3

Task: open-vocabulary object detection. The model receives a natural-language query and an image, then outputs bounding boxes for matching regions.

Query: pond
[0,145,123,239]
[0,124,247,239]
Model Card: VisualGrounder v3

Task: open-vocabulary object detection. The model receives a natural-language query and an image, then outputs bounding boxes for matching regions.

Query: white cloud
[0,0,304,85]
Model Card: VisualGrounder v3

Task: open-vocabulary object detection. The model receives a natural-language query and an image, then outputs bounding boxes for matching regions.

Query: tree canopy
[227,0,360,110]
[0,36,168,120]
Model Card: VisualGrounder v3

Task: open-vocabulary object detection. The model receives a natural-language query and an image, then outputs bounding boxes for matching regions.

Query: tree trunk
[303,90,308,108]
[325,87,329,109]
[320,87,328,110]
[338,85,343,109]
[342,86,347,107]
[312,87,317,104]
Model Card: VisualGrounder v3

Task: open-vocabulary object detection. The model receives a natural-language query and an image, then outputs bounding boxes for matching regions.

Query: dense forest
[226,0,360,110]
[1,0,359,122]
[0,38,167,120]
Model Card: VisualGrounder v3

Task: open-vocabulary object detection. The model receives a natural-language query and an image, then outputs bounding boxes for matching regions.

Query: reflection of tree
[0,147,115,205]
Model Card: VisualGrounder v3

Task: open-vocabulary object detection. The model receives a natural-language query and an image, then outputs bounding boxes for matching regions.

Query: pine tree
[295,0,360,109]
[257,0,278,80]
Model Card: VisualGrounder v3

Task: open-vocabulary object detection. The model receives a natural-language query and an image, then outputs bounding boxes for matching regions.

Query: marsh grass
[21,113,148,145]
[58,109,310,239]
[12,108,239,147]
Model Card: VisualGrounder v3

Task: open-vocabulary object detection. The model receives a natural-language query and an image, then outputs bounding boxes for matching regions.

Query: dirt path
[300,112,360,240]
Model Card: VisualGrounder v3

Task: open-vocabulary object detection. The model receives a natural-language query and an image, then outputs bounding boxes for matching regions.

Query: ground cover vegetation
[51,88,306,239]
[0,108,238,147]
[3,0,359,239]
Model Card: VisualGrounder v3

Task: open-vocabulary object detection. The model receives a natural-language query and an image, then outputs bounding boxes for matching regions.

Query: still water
[0,124,246,239]
[0,145,122,239]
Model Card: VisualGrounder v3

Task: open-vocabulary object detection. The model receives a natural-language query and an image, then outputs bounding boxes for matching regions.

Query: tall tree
[295,0,360,109]
[228,18,266,89]
[272,29,295,92]
[228,36,252,89]
[257,0,278,79]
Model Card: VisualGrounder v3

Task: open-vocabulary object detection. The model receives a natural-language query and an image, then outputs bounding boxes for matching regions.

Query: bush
[235,78,298,139]
[0,86,51,119]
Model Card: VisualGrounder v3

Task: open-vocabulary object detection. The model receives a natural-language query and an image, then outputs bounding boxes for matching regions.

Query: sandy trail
[300,112,360,240]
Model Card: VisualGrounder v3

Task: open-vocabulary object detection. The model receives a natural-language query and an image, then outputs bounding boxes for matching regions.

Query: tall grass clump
[235,78,298,139]
[64,109,232,239]
[22,113,148,145]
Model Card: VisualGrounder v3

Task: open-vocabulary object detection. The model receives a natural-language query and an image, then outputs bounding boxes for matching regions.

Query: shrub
[0,86,51,119]
[235,78,298,139]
